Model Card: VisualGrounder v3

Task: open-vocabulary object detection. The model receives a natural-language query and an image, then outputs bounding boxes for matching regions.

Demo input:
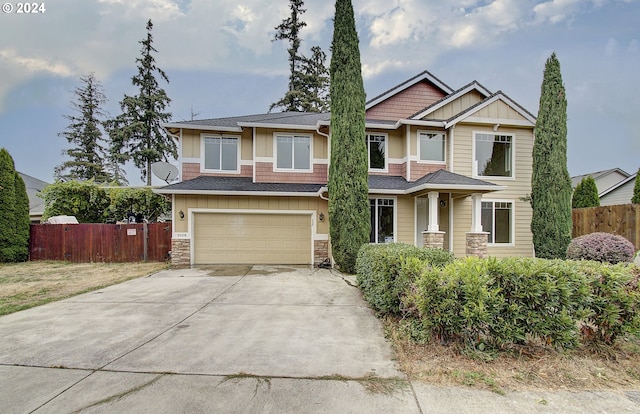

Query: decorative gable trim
[445,92,536,128]
[365,70,453,110]
[411,81,492,120]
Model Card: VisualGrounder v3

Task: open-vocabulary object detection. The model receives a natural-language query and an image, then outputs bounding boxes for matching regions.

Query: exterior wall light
[319,212,325,222]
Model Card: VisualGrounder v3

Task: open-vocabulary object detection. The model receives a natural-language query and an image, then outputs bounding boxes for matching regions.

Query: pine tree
[107,19,176,185]
[270,0,329,113]
[55,73,111,182]
[0,148,29,262]
[531,53,573,259]
[572,176,600,208]
[632,168,640,204]
[328,0,370,273]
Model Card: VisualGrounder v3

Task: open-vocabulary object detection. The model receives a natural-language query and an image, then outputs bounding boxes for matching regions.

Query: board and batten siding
[450,123,534,257]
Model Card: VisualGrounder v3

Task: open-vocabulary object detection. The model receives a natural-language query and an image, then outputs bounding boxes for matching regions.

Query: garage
[193,212,312,265]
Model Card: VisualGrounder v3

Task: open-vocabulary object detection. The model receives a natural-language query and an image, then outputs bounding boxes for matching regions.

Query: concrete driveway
[1,265,639,414]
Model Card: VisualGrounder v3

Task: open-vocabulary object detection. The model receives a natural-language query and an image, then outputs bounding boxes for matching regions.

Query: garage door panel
[193,213,311,265]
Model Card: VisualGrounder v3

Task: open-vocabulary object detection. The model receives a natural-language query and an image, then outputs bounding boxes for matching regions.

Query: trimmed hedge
[357,253,640,349]
[567,232,635,264]
[355,243,454,314]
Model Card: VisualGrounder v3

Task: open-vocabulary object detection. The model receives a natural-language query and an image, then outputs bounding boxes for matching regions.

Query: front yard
[0,261,168,315]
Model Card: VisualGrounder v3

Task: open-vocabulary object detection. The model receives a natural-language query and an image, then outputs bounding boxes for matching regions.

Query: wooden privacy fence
[572,204,640,250]
[29,223,171,262]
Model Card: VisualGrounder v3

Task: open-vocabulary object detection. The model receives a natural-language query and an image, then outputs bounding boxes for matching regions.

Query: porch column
[466,193,489,257]
[423,191,445,249]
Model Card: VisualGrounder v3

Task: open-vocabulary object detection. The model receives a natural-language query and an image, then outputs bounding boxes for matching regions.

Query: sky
[1,0,639,186]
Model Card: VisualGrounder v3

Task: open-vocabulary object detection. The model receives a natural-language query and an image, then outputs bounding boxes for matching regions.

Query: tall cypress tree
[55,73,111,183]
[107,19,176,185]
[572,176,600,208]
[531,53,573,259]
[632,168,640,204]
[0,148,29,262]
[328,0,370,273]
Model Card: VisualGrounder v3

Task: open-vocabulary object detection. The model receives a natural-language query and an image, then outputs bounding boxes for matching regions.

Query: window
[419,131,445,162]
[481,201,513,244]
[276,135,311,170]
[475,133,513,177]
[203,135,238,172]
[370,198,394,243]
[366,134,386,170]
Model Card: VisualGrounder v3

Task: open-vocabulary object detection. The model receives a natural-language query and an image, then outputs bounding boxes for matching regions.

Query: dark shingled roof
[157,176,323,193]
[167,112,330,129]
[369,170,498,192]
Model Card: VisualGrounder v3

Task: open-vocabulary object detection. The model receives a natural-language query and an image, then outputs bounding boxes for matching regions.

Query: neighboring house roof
[571,168,630,194]
[599,172,637,199]
[365,69,454,110]
[18,172,49,216]
[155,176,324,196]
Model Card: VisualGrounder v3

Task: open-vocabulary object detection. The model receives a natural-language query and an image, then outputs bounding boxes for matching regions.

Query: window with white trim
[203,135,239,172]
[418,131,445,162]
[276,134,311,170]
[366,133,387,171]
[474,133,513,177]
[370,198,394,243]
[481,201,513,244]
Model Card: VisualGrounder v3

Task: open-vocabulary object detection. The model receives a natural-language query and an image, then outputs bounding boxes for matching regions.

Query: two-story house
[156,70,536,266]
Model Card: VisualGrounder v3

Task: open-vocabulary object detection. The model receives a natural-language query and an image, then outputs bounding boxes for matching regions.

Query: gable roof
[442,91,536,128]
[571,168,630,189]
[410,81,492,120]
[599,172,637,198]
[18,172,49,214]
[365,70,454,110]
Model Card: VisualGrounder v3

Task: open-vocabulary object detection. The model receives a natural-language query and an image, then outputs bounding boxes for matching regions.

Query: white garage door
[193,213,312,264]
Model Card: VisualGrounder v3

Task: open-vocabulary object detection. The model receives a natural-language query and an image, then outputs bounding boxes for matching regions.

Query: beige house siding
[450,123,534,257]
[473,100,530,122]
[396,195,414,244]
[426,91,485,120]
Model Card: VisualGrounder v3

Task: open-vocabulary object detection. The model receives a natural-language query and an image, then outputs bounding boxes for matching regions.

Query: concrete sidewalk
[0,265,638,413]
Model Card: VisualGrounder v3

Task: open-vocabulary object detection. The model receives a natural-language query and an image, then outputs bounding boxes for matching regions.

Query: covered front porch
[369,170,505,257]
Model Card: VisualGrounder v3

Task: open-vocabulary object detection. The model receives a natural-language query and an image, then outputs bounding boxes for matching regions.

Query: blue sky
[1,0,638,185]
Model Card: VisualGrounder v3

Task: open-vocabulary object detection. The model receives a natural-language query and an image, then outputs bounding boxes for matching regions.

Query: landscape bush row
[356,243,640,350]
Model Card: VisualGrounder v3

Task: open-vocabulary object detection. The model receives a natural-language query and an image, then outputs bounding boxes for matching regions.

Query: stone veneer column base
[422,231,445,250]
[466,232,489,258]
[314,240,330,266]
[171,239,190,266]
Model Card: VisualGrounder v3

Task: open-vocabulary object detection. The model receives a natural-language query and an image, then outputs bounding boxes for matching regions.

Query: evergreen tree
[270,0,329,113]
[572,176,600,208]
[40,180,110,223]
[328,0,370,273]
[55,73,111,182]
[531,53,573,259]
[0,148,29,262]
[107,19,176,185]
[632,168,640,204]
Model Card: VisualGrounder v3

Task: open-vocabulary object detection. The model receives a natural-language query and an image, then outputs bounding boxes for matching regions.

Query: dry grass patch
[385,316,640,394]
[0,261,168,315]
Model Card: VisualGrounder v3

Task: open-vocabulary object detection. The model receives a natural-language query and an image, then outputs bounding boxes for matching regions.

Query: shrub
[406,257,589,349]
[567,232,635,264]
[577,261,640,344]
[355,243,454,314]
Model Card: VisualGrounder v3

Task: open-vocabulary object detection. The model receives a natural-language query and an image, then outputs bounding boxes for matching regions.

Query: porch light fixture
[178,210,184,220]
[319,212,325,222]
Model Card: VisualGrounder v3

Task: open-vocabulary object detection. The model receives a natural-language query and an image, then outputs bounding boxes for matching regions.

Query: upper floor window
[203,135,239,172]
[366,133,387,171]
[474,132,513,178]
[276,134,311,171]
[419,131,445,163]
